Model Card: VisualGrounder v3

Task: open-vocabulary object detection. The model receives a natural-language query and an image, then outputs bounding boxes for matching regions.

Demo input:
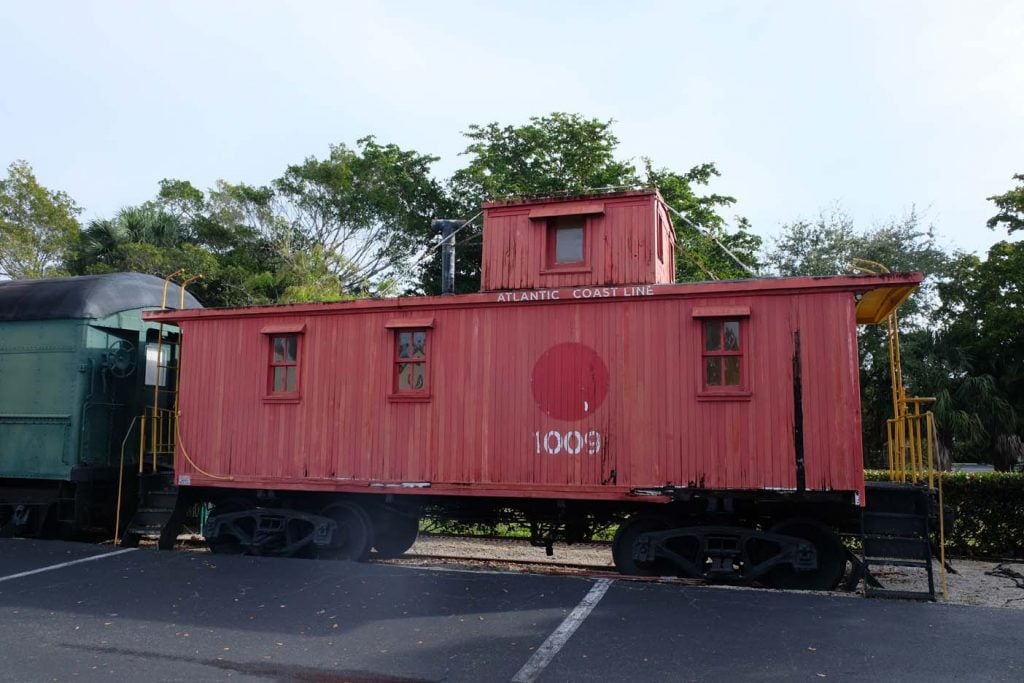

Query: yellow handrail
[853,258,947,599]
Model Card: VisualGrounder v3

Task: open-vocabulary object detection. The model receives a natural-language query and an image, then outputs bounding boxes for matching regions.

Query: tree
[132,137,447,305]
[158,179,304,306]
[936,241,1024,469]
[762,207,857,278]
[274,136,446,295]
[899,330,1015,470]
[70,135,447,307]
[448,113,637,208]
[418,113,757,293]
[986,173,1024,233]
[0,160,81,279]
[643,161,761,281]
[766,207,949,321]
[71,205,219,302]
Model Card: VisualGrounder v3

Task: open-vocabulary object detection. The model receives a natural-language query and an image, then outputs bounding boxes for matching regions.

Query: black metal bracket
[635,525,817,582]
[204,508,336,556]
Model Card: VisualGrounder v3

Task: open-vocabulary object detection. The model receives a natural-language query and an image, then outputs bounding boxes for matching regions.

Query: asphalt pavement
[2,538,1022,682]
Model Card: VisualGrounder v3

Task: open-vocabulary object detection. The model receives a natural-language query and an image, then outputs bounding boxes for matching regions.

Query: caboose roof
[144,272,922,326]
[481,188,659,210]
[0,272,202,322]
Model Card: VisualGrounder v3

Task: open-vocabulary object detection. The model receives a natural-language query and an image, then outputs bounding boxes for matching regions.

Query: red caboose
[144,189,920,589]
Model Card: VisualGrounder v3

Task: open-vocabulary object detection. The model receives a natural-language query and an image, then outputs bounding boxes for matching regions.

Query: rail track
[373,552,617,573]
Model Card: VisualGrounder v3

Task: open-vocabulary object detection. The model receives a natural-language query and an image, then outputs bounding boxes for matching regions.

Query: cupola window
[547,216,586,267]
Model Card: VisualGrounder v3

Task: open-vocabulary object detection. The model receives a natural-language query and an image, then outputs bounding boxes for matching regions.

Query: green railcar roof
[0,272,201,321]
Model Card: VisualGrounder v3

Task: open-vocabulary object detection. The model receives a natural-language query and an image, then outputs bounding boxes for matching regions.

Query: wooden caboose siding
[481,191,671,291]
[792,292,864,491]
[165,277,904,502]
[654,201,676,284]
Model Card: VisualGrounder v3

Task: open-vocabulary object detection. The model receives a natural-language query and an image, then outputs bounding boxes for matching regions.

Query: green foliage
[275,136,446,293]
[432,113,640,295]
[866,470,1024,558]
[166,179,301,306]
[68,187,285,307]
[643,161,761,280]
[900,332,1015,467]
[76,206,186,263]
[421,112,756,293]
[986,173,1024,233]
[278,246,352,304]
[76,138,448,306]
[767,207,949,318]
[0,160,82,279]
[449,112,637,207]
[934,241,1024,469]
[764,207,858,277]
[71,206,222,303]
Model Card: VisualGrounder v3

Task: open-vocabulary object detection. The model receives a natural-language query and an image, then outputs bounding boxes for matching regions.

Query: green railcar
[0,273,200,537]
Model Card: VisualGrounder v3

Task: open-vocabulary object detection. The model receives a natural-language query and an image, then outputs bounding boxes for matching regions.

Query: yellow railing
[852,258,947,599]
[114,270,199,544]
[886,399,936,485]
[143,405,177,473]
[138,270,201,474]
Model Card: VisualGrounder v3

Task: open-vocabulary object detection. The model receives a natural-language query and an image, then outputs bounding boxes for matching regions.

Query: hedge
[866,470,1024,559]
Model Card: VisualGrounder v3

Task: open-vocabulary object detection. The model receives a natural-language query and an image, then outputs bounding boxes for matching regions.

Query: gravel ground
[387,534,1024,609]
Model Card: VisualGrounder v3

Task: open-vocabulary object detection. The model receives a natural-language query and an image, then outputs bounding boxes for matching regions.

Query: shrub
[866,470,1024,559]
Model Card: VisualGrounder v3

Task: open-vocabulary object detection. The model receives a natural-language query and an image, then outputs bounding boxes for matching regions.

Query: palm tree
[72,206,187,274]
[903,330,1017,469]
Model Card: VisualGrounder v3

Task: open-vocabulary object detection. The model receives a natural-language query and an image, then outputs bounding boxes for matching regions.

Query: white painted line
[0,548,138,584]
[511,578,613,683]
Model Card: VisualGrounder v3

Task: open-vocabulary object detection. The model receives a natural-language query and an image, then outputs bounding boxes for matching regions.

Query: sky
[1,0,1021,257]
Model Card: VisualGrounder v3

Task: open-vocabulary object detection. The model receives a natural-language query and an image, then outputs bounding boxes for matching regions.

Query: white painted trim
[0,548,138,584]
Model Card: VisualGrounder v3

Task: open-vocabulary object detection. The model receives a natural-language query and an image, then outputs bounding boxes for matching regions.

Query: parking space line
[0,548,138,584]
[511,578,613,683]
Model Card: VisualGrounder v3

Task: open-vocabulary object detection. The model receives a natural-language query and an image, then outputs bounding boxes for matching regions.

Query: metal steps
[121,470,184,550]
[861,483,936,601]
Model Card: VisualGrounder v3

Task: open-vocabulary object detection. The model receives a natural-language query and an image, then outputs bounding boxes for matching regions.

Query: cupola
[479,189,676,292]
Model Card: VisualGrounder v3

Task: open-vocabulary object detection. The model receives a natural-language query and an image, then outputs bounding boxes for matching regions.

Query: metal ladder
[115,270,200,548]
[862,483,936,600]
[852,259,948,600]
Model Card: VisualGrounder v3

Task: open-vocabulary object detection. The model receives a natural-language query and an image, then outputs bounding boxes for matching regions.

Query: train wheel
[763,519,846,591]
[206,499,254,555]
[318,502,374,561]
[371,510,419,558]
[612,514,676,576]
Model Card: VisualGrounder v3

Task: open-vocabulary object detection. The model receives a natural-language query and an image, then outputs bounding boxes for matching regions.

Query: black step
[140,473,174,483]
[864,536,931,560]
[145,491,179,508]
[864,588,935,601]
[127,508,175,527]
[863,512,928,536]
[867,559,932,569]
[861,484,938,601]
[864,482,931,515]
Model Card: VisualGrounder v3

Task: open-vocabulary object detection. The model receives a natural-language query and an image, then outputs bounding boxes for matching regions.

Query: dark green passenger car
[0,273,200,536]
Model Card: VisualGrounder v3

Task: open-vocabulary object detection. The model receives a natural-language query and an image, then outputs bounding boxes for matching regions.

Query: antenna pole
[432,220,465,295]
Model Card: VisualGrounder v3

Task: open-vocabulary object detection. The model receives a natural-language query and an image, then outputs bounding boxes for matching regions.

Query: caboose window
[269,334,300,394]
[546,217,585,267]
[703,320,743,388]
[393,329,429,395]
